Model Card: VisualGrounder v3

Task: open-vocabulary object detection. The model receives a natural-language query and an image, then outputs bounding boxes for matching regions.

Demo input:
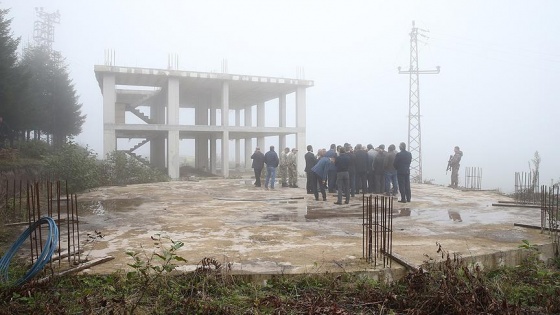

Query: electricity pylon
[33,7,60,50]
[398,20,440,183]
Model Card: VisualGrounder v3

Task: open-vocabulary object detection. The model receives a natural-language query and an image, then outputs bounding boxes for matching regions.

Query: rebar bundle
[541,185,559,256]
[464,167,482,190]
[362,194,393,268]
[1,179,81,274]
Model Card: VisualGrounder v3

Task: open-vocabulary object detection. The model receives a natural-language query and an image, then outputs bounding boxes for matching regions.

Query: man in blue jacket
[264,145,279,190]
[393,142,412,203]
[311,149,332,201]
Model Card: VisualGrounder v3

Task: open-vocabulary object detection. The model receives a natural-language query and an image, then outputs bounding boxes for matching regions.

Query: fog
[3,0,559,192]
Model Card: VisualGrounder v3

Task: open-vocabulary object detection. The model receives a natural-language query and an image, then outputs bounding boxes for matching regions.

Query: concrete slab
[77,179,553,277]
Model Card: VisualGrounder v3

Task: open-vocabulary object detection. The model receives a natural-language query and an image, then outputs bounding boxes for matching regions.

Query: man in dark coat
[354,144,369,195]
[264,145,280,190]
[334,147,351,205]
[304,145,317,194]
[324,144,338,193]
[251,147,265,187]
[393,142,412,203]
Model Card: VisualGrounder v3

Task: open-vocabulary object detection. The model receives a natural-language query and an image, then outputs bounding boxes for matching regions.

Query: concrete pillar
[296,87,307,175]
[115,103,126,124]
[210,96,217,174]
[221,82,230,177]
[150,104,166,169]
[244,106,252,169]
[235,109,240,170]
[257,102,265,149]
[168,130,180,179]
[102,74,116,157]
[195,105,209,170]
[167,78,180,179]
[279,93,287,151]
[167,78,180,125]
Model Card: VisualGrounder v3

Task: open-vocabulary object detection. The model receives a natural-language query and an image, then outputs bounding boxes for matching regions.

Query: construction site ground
[76,177,553,279]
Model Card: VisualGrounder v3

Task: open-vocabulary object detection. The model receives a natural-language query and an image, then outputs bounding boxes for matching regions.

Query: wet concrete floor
[76,178,552,275]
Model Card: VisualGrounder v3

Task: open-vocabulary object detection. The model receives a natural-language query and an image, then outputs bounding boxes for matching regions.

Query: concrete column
[221,82,230,177]
[296,87,307,175]
[115,103,126,124]
[257,102,265,149]
[244,106,252,169]
[102,74,116,157]
[167,78,180,125]
[167,78,180,179]
[235,109,240,170]
[195,105,209,170]
[210,95,217,174]
[167,130,180,179]
[279,93,287,151]
[151,104,166,169]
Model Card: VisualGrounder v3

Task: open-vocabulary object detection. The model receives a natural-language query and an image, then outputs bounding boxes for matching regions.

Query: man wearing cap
[251,147,265,187]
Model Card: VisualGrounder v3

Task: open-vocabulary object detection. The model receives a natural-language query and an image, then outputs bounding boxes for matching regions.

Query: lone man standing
[394,142,412,203]
[450,146,463,189]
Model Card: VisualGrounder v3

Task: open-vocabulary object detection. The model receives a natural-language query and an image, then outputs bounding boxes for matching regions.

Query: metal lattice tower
[33,7,60,50]
[398,21,440,183]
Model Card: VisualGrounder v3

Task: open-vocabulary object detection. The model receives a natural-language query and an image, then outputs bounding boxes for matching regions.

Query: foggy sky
[3,0,559,192]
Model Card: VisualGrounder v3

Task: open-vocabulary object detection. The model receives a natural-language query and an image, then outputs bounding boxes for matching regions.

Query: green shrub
[42,142,101,193]
[99,151,169,186]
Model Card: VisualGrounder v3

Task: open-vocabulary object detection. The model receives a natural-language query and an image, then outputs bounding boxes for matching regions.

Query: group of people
[251,142,413,205]
[250,145,299,190]
[304,143,412,205]
[250,143,464,202]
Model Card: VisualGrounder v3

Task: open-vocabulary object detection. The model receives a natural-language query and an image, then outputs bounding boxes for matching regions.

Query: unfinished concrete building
[94,65,314,179]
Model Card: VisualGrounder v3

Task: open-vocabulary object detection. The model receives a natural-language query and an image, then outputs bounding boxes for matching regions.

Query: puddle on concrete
[80,199,146,215]
[393,208,411,217]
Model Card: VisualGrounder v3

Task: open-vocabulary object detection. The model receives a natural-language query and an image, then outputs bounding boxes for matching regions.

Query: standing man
[279,147,290,187]
[287,148,299,188]
[304,145,317,194]
[383,144,398,196]
[325,144,338,193]
[366,144,376,193]
[250,147,265,187]
[394,142,412,203]
[311,149,331,201]
[334,147,351,205]
[450,146,463,189]
[354,144,369,195]
[373,144,386,194]
[264,145,279,190]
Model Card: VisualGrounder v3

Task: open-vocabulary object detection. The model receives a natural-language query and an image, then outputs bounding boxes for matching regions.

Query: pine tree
[21,46,85,147]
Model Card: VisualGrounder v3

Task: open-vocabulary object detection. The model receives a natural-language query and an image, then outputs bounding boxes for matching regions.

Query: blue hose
[0,216,59,286]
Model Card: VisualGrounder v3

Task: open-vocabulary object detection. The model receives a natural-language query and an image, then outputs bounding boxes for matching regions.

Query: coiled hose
[0,216,59,286]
